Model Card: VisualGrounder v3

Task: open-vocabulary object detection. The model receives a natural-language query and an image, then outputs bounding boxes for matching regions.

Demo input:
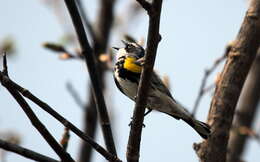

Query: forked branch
[63,0,117,156]
[193,0,260,162]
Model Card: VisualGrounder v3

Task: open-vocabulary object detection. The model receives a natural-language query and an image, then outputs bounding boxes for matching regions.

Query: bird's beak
[112,47,119,50]
[121,40,128,46]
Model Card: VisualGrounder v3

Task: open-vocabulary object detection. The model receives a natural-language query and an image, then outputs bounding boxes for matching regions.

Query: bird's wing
[150,72,175,101]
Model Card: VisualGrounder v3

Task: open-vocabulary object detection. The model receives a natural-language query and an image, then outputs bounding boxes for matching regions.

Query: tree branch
[78,0,116,161]
[0,55,74,161]
[66,82,85,109]
[0,72,121,162]
[192,45,229,117]
[76,0,96,43]
[227,50,260,162]
[93,0,115,53]
[0,139,59,162]
[63,0,117,156]
[126,1,163,162]
[136,0,151,13]
[0,81,74,162]
[193,0,260,162]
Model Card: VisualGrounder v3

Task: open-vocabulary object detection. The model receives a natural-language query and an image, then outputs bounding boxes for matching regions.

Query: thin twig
[126,1,163,162]
[60,127,70,151]
[2,52,8,76]
[76,0,96,42]
[191,44,230,117]
[3,87,74,162]
[0,56,74,162]
[0,139,60,162]
[203,83,216,94]
[63,0,117,156]
[66,82,85,109]
[43,42,83,60]
[0,72,121,162]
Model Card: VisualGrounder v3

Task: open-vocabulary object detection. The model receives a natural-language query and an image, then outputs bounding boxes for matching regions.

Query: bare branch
[0,72,121,162]
[194,0,260,161]
[0,139,58,162]
[126,1,163,162]
[63,0,117,155]
[0,139,59,162]
[136,0,151,13]
[191,44,229,117]
[79,0,116,160]
[66,82,85,109]
[43,42,84,60]
[76,0,96,43]
[227,52,260,162]
[43,42,68,53]
[2,52,8,76]
[1,55,74,162]
[60,127,70,151]
[0,81,74,162]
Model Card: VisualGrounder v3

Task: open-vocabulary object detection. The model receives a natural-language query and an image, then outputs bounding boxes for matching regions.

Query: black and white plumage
[113,41,210,139]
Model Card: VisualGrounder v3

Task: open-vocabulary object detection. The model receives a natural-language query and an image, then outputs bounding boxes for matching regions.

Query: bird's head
[113,40,145,60]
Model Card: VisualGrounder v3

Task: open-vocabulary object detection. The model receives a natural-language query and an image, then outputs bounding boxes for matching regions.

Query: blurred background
[0,0,259,162]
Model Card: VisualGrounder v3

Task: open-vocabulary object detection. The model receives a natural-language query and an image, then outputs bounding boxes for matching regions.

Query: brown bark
[126,1,163,162]
[1,78,75,162]
[193,0,260,162]
[64,0,117,158]
[78,0,116,162]
[227,50,260,162]
[0,71,121,162]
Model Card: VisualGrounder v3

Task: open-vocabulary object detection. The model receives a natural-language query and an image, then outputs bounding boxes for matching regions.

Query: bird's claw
[128,117,146,128]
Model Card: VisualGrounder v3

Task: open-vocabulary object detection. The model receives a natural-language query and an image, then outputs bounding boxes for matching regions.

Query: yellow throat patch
[123,57,142,73]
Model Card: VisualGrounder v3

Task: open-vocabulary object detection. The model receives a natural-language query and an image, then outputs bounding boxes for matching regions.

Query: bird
[113,40,211,139]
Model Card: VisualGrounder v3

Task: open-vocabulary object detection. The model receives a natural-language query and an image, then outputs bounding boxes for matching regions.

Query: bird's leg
[144,108,152,116]
[128,108,152,127]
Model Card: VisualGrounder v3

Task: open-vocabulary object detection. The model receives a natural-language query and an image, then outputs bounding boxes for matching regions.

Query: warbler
[113,40,210,139]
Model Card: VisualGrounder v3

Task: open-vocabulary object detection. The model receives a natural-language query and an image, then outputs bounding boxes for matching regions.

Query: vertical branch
[227,50,260,162]
[64,0,117,156]
[93,0,115,52]
[126,1,163,162]
[194,0,260,162]
[77,0,116,162]
[76,0,96,42]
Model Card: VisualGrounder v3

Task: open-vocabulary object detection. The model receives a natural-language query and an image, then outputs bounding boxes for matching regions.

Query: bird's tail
[183,118,211,139]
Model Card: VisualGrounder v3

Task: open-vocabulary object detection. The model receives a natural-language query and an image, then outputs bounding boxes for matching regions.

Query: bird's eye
[125,44,131,50]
